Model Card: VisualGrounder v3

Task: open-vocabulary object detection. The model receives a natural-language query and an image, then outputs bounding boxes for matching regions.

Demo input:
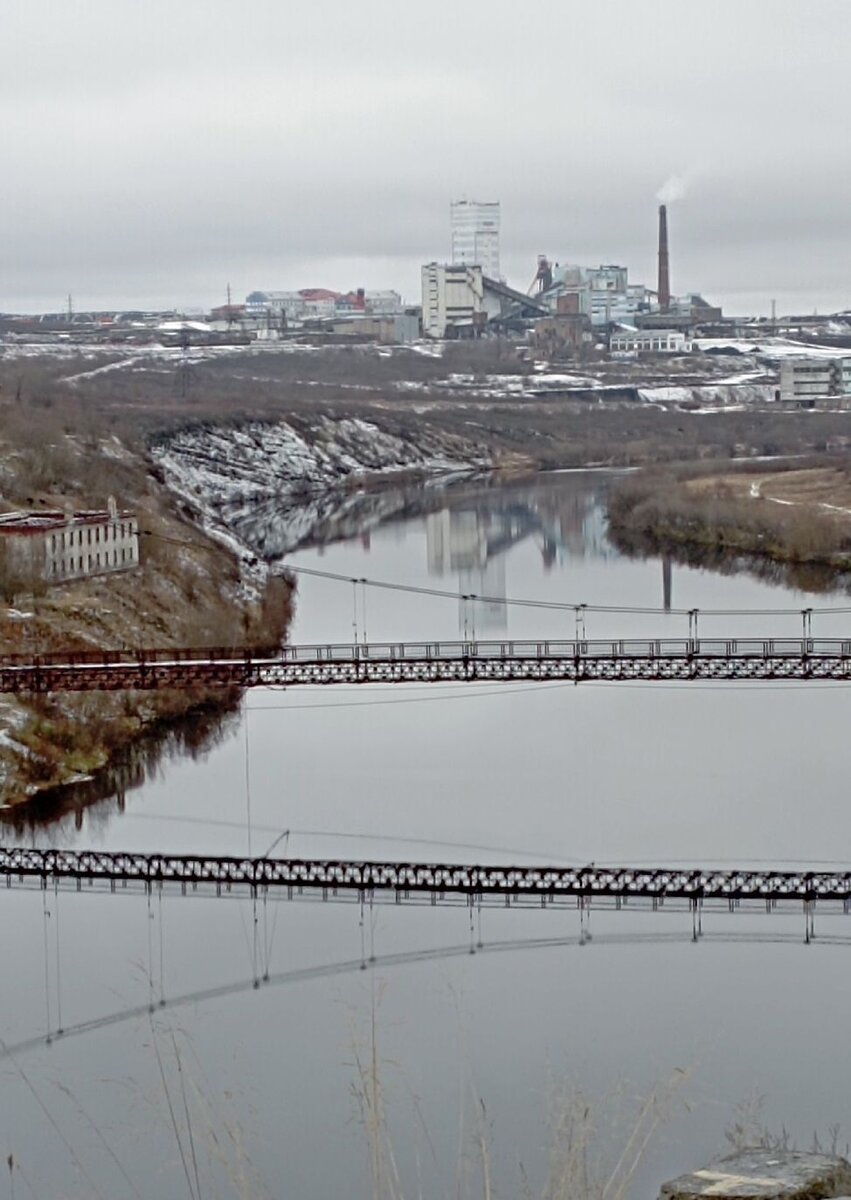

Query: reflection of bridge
[4,847,851,914]
[7,927,847,1061]
[3,638,851,691]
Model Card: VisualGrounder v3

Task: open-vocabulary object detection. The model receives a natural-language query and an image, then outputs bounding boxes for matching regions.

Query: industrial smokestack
[658,204,671,311]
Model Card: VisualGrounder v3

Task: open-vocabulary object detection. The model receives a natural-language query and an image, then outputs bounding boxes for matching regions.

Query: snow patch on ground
[694,338,851,360]
[638,382,777,407]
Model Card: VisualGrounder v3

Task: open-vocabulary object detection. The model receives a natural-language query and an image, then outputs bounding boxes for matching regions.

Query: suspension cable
[141,527,851,618]
[279,562,851,619]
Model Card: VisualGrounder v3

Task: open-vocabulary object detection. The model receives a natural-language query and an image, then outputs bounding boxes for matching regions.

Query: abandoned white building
[0,500,139,587]
[779,356,851,404]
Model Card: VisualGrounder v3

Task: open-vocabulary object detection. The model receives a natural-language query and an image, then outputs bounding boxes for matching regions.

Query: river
[4,469,851,1199]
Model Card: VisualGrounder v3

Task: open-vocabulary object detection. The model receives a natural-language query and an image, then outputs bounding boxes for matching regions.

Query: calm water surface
[5,471,851,1199]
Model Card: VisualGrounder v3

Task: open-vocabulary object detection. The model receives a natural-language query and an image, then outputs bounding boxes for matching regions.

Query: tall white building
[450,200,500,280]
[421,263,486,338]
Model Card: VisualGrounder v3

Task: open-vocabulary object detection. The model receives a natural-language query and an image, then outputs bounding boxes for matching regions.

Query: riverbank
[0,402,293,807]
[5,334,851,808]
[607,461,851,574]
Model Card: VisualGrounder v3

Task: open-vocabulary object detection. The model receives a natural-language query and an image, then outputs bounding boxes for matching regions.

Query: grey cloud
[1,0,849,314]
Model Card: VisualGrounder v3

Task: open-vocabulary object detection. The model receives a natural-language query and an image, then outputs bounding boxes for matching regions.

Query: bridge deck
[2,847,851,911]
[1,638,851,691]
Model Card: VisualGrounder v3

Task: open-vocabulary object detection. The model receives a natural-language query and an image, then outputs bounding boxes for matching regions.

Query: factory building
[541,265,652,328]
[533,312,594,358]
[421,263,545,338]
[585,265,629,295]
[422,264,485,338]
[328,313,420,344]
[245,289,403,322]
[0,500,139,590]
[780,357,851,404]
[609,329,691,354]
[636,293,723,331]
[450,200,501,280]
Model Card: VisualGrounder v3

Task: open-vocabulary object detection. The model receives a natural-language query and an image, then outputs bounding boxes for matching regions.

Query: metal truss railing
[3,847,851,910]
[1,638,851,691]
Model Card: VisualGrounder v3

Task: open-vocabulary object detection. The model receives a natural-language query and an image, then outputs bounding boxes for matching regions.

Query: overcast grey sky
[1,0,848,315]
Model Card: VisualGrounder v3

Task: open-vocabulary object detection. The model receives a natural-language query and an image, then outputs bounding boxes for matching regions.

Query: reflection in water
[2,697,241,839]
[9,469,851,1198]
[610,525,851,599]
[426,508,508,632]
[219,471,491,561]
[5,923,841,1062]
[425,475,619,633]
[11,468,851,840]
[663,555,673,612]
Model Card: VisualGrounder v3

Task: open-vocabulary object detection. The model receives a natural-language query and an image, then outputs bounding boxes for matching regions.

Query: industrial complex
[3,198,851,407]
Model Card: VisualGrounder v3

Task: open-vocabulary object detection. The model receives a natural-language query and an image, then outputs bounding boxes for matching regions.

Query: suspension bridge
[4,847,851,915]
[3,636,851,692]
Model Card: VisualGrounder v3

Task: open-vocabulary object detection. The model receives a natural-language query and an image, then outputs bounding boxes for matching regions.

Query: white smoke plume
[656,174,690,205]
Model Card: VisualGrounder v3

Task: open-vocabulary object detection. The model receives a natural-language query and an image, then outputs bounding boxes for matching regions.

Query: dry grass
[687,466,851,514]
[7,347,851,473]
[609,463,851,567]
[0,382,293,801]
[348,985,690,1200]
[541,1073,690,1200]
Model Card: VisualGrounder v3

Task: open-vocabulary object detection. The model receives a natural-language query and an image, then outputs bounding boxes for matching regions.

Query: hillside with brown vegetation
[4,340,851,803]
[608,461,851,570]
[0,389,292,804]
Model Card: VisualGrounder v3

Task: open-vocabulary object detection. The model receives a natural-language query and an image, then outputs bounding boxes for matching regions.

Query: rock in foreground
[660,1150,851,1200]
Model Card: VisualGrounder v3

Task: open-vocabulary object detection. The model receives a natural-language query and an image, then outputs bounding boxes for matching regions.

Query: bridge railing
[4,846,851,905]
[1,638,851,671]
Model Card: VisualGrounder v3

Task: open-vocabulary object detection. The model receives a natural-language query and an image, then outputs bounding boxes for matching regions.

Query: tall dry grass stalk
[348,982,690,1200]
[542,1071,690,1200]
[145,1018,272,1200]
[348,981,407,1200]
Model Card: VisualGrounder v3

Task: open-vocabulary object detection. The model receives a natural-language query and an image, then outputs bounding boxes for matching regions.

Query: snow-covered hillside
[150,416,491,557]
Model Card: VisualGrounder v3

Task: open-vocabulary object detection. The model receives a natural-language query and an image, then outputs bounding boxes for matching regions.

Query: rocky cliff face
[150,415,491,558]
